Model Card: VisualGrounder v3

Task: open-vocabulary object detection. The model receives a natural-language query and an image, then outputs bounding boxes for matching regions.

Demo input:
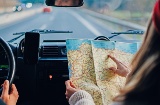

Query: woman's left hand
[65,80,80,100]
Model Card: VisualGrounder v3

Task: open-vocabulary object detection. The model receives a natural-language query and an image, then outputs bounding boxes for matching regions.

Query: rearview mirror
[45,0,83,7]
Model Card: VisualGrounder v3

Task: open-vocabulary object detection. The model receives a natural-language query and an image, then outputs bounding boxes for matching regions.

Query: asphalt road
[0,7,141,43]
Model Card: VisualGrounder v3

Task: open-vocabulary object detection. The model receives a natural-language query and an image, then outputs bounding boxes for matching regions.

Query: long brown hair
[114,19,160,103]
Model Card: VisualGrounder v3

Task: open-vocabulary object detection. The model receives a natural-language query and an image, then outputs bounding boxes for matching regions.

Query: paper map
[66,39,140,105]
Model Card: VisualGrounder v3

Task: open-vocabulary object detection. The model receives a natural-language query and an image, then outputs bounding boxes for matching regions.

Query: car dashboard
[1,38,69,105]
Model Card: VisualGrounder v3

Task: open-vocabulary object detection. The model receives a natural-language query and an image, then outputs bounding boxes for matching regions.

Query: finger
[118,62,129,68]
[65,80,72,89]
[9,84,19,100]
[108,55,126,68]
[11,84,18,95]
[108,55,120,64]
[109,67,117,72]
[1,80,9,98]
[65,91,69,100]
[66,96,69,100]
[109,68,123,76]
[70,81,76,88]
[65,91,67,95]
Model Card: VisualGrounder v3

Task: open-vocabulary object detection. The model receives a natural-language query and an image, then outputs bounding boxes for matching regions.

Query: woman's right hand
[65,80,80,100]
[1,80,19,105]
[108,55,131,77]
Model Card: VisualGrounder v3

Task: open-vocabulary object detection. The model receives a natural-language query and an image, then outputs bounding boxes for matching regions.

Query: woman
[65,0,160,105]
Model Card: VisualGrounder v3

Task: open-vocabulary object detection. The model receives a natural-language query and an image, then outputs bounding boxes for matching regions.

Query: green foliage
[20,0,44,3]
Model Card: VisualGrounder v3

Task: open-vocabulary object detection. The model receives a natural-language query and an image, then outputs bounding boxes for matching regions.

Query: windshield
[0,0,156,43]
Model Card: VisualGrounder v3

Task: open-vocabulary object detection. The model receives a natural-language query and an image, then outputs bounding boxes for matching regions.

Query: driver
[54,0,80,6]
[0,80,18,105]
[65,0,160,105]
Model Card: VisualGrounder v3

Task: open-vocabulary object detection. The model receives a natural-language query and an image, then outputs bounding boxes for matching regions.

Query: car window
[0,0,156,42]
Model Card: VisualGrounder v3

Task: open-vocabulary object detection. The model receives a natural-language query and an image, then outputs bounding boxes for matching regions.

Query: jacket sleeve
[0,99,6,105]
[69,90,95,105]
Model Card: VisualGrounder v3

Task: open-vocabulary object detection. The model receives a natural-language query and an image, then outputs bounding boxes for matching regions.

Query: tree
[19,0,44,3]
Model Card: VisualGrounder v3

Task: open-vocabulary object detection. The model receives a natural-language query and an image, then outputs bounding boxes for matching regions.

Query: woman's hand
[1,80,19,105]
[108,55,130,77]
[65,80,80,100]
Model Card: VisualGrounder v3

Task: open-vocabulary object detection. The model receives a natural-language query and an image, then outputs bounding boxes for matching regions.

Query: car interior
[0,0,156,105]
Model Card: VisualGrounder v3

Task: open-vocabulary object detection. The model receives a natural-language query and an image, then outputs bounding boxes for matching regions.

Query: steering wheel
[0,37,16,88]
[94,36,110,41]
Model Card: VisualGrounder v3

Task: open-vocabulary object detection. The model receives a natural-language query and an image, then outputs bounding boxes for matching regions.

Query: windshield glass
[0,0,156,42]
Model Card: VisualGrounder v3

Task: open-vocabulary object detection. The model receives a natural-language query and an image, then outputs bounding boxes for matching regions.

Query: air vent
[42,46,59,57]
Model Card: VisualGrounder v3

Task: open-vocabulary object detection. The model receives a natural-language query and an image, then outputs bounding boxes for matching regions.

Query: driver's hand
[1,80,19,105]
[65,80,80,100]
[108,55,131,77]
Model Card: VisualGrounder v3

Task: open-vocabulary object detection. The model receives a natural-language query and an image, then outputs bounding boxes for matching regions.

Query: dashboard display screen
[0,65,9,69]
[0,45,9,69]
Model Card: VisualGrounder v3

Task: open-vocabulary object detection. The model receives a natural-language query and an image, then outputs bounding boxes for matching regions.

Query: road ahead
[0,7,140,42]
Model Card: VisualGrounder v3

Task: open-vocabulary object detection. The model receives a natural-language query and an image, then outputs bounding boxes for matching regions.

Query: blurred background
[0,0,156,42]
[0,0,156,26]
[84,0,156,26]
[0,0,44,13]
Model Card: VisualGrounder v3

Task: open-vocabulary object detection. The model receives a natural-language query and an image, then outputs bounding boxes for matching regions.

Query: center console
[36,59,69,104]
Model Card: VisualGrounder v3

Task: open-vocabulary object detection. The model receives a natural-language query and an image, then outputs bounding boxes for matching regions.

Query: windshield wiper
[94,30,144,41]
[108,30,144,39]
[13,29,73,35]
